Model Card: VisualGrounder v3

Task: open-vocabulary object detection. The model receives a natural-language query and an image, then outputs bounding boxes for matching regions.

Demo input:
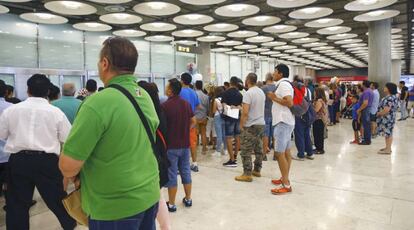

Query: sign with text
[176,45,202,54]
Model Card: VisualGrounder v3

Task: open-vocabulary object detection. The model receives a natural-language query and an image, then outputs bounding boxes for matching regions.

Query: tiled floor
[1,118,414,230]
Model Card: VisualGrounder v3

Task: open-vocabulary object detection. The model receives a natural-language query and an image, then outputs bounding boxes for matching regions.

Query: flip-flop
[379,148,392,152]
[378,149,391,154]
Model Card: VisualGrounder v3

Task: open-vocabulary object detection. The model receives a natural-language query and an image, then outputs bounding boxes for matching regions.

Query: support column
[368,19,391,92]
[196,42,211,83]
[391,59,402,84]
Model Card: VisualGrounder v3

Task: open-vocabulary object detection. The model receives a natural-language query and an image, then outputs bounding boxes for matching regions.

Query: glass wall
[151,43,174,76]
[230,56,242,78]
[39,24,83,70]
[132,40,150,74]
[216,53,229,83]
[0,74,15,86]
[0,14,37,68]
[176,51,195,74]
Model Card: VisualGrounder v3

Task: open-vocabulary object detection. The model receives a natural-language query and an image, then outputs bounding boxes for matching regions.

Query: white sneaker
[213,151,221,157]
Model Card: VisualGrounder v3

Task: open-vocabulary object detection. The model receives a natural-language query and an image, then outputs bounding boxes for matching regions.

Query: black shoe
[223,160,237,167]
[166,202,177,212]
[358,141,371,145]
[182,198,192,207]
[315,150,325,154]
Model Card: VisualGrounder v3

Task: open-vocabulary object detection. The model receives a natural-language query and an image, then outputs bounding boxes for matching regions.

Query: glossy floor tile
[0,118,414,230]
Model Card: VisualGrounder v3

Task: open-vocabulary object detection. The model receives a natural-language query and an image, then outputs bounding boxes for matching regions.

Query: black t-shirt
[401,86,408,101]
[221,87,243,106]
[221,87,243,120]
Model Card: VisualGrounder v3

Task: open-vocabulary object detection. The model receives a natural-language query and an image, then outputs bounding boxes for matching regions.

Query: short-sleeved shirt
[194,90,209,120]
[179,87,199,112]
[352,103,361,120]
[359,88,374,108]
[63,75,160,221]
[162,96,194,149]
[261,83,277,120]
[221,87,243,120]
[370,89,380,114]
[52,96,82,124]
[272,79,295,126]
[243,86,265,127]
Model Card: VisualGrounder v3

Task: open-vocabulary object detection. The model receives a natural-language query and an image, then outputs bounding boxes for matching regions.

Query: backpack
[108,84,170,188]
[301,88,316,127]
[275,80,310,117]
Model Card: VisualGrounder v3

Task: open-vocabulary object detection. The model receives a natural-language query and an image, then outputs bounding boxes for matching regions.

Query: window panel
[176,52,195,75]
[151,42,174,76]
[0,74,15,86]
[132,40,150,74]
[230,56,242,79]
[39,24,83,70]
[62,75,82,94]
[0,14,37,68]
[85,32,111,71]
[216,53,229,83]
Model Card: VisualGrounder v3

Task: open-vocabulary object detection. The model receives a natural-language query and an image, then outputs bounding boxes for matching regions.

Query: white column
[368,19,391,90]
[391,59,402,84]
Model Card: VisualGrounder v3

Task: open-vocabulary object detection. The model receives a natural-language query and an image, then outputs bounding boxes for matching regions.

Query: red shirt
[161,96,194,149]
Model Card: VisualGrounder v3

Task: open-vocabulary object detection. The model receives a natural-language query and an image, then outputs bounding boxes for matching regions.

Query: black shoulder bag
[108,84,170,188]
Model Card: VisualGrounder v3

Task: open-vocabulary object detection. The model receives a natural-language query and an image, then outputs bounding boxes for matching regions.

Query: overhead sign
[176,45,202,54]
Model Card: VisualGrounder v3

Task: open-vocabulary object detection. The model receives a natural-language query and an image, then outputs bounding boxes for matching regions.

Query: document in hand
[224,105,239,119]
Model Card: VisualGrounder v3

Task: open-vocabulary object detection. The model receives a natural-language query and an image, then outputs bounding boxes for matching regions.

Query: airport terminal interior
[0,0,413,229]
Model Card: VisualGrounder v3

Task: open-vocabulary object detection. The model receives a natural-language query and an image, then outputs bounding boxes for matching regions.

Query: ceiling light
[85,22,101,28]
[35,13,55,20]
[60,1,82,9]
[327,26,341,31]
[316,18,333,23]
[301,7,321,14]
[367,10,385,17]
[357,0,378,5]
[147,2,167,10]
[152,22,166,28]
[254,16,270,21]
[185,14,203,20]
[215,23,229,28]
[228,4,248,12]
[111,13,130,20]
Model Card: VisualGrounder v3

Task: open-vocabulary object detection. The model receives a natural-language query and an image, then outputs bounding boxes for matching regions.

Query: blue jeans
[294,117,313,158]
[89,203,158,230]
[361,108,371,143]
[214,115,227,151]
[328,105,335,124]
[165,148,192,188]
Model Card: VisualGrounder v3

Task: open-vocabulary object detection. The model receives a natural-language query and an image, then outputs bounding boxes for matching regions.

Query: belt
[17,150,47,155]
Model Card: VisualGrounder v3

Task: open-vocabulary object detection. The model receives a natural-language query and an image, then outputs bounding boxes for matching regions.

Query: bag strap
[107,84,157,150]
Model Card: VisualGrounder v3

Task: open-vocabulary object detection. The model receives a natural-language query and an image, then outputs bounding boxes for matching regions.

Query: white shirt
[0,97,71,154]
[243,86,265,127]
[214,97,224,116]
[272,79,295,126]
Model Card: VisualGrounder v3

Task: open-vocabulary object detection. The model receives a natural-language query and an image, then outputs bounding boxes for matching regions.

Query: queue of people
[0,36,411,229]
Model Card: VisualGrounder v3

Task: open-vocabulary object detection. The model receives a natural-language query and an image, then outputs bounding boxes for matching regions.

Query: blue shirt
[370,89,380,114]
[179,87,200,113]
[0,98,12,163]
[359,88,374,108]
[352,103,361,120]
[261,84,277,120]
[409,87,414,101]
[52,96,82,124]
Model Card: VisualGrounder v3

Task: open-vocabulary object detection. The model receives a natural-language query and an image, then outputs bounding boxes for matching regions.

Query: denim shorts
[264,117,273,138]
[273,122,294,153]
[224,118,241,137]
[165,148,191,188]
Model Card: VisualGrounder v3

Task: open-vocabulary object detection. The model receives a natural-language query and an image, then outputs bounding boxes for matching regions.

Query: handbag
[107,84,170,188]
[62,189,88,226]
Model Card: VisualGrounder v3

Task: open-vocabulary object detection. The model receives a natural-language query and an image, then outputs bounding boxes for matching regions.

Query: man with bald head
[52,83,82,124]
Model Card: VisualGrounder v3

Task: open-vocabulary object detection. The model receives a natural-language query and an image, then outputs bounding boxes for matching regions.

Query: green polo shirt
[63,75,160,220]
[52,96,82,124]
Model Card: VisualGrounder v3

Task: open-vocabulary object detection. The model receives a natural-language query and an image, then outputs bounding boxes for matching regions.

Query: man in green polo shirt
[52,83,81,124]
[59,37,160,230]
